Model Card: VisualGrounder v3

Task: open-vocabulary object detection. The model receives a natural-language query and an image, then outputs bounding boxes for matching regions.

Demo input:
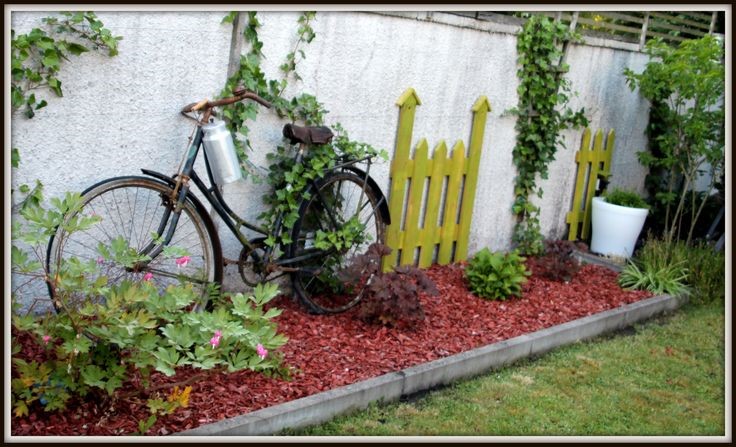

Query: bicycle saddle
[283,124,334,145]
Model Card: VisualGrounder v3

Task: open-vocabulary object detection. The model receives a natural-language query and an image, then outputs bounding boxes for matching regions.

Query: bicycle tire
[46,176,223,312]
[289,171,386,314]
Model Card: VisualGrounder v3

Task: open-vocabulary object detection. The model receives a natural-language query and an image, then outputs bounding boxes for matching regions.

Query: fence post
[418,141,447,268]
[640,13,650,50]
[438,141,466,265]
[383,88,421,270]
[399,139,429,266]
[455,96,491,262]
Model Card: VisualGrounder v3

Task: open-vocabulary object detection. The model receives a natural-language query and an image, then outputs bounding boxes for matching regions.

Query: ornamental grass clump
[465,248,530,300]
[618,237,690,297]
[619,237,724,304]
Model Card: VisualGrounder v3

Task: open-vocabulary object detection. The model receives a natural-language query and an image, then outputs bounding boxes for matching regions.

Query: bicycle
[46,87,390,314]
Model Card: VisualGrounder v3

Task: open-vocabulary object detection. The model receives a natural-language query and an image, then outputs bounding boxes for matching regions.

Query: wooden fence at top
[566,128,615,241]
[383,88,491,270]
[456,11,720,50]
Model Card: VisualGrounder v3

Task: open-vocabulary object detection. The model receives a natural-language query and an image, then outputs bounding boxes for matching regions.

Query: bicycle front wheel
[289,171,386,314]
[46,176,222,312]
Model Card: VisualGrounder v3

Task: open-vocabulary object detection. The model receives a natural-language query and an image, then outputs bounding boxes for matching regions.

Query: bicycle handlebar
[180,87,272,114]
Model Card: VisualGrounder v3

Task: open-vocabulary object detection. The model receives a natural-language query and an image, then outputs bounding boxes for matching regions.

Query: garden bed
[12,262,651,436]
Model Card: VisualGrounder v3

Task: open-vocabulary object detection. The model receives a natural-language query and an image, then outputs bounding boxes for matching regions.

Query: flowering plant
[11,192,289,418]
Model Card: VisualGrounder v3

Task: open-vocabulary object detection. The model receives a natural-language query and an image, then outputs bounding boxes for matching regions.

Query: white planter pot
[590,197,648,259]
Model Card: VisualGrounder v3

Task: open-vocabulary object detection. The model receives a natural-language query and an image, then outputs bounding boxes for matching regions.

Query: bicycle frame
[148,122,384,274]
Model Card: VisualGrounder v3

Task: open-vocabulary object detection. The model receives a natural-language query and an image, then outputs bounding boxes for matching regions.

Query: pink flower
[97,256,105,265]
[175,256,191,268]
[142,272,153,282]
[256,343,268,360]
[42,335,51,345]
[210,330,222,349]
[210,336,220,349]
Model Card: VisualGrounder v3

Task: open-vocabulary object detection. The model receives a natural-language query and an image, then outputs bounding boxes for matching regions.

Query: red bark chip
[11,263,651,436]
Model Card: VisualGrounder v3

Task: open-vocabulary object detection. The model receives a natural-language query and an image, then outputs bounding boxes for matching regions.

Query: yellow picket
[383,88,421,269]
[455,96,491,261]
[418,142,447,268]
[384,88,490,270]
[566,128,592,241]
[566,128,615,241]
[399,139,429,265]
[438,141,466,265]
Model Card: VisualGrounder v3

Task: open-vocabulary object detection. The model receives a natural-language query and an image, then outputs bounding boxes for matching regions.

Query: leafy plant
[11,193,289,418]
[621,237,723,304]
[624,36,724,245]
[11,11,122,118]
[11,12,121,212]
[618,237,691,296]
[338,243,438,330]
[603,188,649,210]
[219,12,386,249]
[528,239,585,283]
[509,15,588,255]
[465,248,530,300]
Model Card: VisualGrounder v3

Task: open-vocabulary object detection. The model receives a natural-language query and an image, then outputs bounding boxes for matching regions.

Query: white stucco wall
[9,10,652,302]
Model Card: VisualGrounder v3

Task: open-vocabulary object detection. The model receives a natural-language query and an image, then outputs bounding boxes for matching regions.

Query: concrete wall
[10,10,652,298]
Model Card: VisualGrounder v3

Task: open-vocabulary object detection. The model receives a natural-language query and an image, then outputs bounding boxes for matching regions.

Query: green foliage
[509,15,589,255]
[11,12,119,214]
[603,188,649,210]
[618,238,691,296]
[620,237,724,304]
[11,11,122,118]
[11,193,289,417]
[465,248,530,300]
[624,36,725,245]
[136,385,192,435]
[220,12,386,248]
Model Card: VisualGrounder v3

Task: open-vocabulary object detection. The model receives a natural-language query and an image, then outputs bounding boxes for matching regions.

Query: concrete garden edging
[177,291,687,436]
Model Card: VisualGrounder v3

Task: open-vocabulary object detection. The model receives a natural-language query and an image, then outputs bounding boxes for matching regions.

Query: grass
[284,300,726,436]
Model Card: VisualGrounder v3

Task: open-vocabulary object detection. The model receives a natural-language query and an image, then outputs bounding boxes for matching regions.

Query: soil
[11,262,651,436]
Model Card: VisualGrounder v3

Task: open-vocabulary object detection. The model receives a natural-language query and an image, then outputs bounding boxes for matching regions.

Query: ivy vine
[11,11,122,211]
[219,12,385,248]
[509,15,588,255]
[11,11,122,119]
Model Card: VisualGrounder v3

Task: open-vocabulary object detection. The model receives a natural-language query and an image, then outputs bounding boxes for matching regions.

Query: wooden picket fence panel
[566,128,616,241]
[383,88,491,270]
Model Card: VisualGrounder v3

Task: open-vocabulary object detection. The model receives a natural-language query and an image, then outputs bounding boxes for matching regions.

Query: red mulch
[11,262,651,436]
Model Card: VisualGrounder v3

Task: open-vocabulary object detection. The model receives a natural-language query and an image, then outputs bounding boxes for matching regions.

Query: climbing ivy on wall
[219,11,385,248]
[509,15,588,255]
[11,11,122,210]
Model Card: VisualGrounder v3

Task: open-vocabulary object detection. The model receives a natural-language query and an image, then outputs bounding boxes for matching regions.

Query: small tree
[624,36,725,245]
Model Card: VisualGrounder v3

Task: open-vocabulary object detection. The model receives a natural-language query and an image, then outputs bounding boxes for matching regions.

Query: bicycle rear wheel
[289,171,386,314]
[46,176,222,312]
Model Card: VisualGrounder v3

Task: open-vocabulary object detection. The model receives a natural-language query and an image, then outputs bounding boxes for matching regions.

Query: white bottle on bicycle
[201,119,242,186]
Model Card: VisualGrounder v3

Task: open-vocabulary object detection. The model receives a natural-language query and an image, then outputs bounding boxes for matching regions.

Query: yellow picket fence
[383,88,491,270]
[566,128,616,241]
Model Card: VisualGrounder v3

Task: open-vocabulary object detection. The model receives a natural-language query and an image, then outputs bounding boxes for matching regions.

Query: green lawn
[286,300,726,436]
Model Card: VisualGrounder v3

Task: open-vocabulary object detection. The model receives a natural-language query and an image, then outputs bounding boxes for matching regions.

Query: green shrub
[625,238,725,304]
[682,243,725,304]
[604,188,649,209]
[618,237,724,302]
[465,248,530,300]
[618,260,690,296]
[11,193,289,418]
